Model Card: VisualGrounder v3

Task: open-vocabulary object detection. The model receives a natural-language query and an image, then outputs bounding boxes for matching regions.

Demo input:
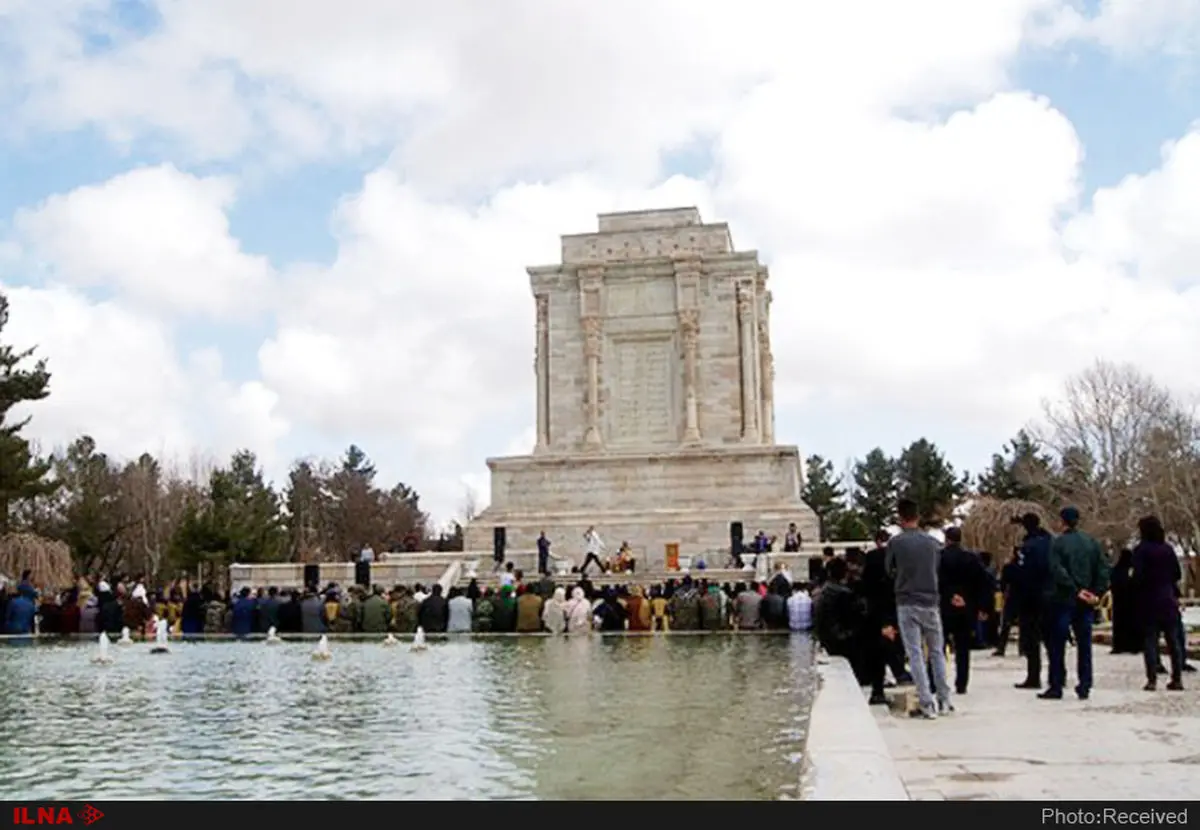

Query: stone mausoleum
[465,208,819,567]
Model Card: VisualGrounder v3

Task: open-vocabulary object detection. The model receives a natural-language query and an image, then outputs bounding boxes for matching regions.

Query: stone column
[737,284,760,443]
[579,267,605,449]
[758,291,774,445]
[679,308,701,444]
[534,294,549,451]
[582,315,603,448]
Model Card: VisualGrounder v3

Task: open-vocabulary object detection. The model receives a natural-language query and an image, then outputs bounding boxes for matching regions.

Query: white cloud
[1082,0,1200,55]
[11,165,275,318]
[1,284,287,468]
[3,0,1200,525]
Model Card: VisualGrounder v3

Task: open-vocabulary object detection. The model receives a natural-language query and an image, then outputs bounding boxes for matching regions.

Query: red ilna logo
[11,806,103,825]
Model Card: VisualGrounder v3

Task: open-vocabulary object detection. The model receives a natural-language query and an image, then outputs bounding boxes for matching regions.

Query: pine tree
[977,429,1054,502]
[801,454,846,540]
[852,448,898,531]
[0,294,57,531]
[895,438,968,525]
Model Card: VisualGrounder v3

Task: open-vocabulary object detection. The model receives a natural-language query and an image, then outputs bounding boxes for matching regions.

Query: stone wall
[486,447,803,513]
[464,507,820,569]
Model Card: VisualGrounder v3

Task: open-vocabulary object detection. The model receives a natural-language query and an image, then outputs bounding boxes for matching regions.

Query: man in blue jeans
[1041,506,1110,701]
[886,497,952,719]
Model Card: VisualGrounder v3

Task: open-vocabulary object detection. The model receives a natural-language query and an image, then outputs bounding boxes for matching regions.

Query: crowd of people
[811,500,1194,720]
[1,565,818,638]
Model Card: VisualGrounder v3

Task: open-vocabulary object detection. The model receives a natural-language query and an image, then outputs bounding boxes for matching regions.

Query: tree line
[0,294,457,583]
[2,291,1197,583]
[803,361,1200,558]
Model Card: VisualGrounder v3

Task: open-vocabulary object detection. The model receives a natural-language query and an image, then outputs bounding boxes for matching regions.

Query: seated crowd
[3,569,816,637]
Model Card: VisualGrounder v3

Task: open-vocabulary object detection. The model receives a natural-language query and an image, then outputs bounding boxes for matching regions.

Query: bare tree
[460,486,480,524]
[1036,361,1178,549]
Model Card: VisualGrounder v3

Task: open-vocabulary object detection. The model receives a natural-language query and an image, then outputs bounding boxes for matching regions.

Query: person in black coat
[852,531,902,704]
[96,583,124,635]
[417,584,449,633]
[1108,548,1141,654]
[938,527,994,694]
[814,558,869,681]
[1012,513,1054,689]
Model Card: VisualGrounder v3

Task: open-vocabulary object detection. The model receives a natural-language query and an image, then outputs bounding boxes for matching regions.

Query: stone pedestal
[467,208,819,563]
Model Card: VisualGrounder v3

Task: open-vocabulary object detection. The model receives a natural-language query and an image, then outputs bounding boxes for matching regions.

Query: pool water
[0,634,815,800]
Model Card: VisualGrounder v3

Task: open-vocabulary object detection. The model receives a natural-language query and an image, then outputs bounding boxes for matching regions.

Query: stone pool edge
[800,656,909,801]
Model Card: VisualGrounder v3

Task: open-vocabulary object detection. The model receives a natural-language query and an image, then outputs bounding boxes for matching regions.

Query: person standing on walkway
[1041,506,1109,700]
[1131,516,1185,691]
[938,526,992,694]
[1012,514,1053,690]
[992,550,1020,656]
[886,498,953,719]
[1107,548,1142,654]
[859,530,898,705]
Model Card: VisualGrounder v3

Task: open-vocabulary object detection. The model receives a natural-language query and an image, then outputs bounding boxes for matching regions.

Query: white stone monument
[466,208,819,568]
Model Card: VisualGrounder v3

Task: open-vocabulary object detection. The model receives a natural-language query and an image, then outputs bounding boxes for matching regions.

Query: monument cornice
[527,251,760,282]
[486,444,801,470]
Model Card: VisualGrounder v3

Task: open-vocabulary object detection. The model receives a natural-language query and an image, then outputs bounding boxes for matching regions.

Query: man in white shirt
[359,545,375,563]
[787,583,813,631]
[581,526,605,575]
[499,562,517,588]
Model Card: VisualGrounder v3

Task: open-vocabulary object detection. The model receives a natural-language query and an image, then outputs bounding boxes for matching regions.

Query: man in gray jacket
[885,498,953,719]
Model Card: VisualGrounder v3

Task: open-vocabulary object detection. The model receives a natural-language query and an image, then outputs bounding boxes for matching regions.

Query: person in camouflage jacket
[390,586,420,633]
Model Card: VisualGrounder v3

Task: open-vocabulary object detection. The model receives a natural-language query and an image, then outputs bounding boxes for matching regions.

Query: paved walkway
[874,649,1200,800]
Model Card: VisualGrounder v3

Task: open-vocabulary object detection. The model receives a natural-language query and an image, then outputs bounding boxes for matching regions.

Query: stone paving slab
[873,649,1200,800]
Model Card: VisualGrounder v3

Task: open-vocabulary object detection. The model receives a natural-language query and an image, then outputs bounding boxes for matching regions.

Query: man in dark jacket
[257,587,281,632]
[761,582,788,629]
[938,527,993,694]
[858,530,899,704]
[814,557,868,681]
[417,584,449,632]
[97,582,125,635]
[1013,513,1053,690]
[1042,507,1109,700]
[299,587,327,634]
[231,588,256,638]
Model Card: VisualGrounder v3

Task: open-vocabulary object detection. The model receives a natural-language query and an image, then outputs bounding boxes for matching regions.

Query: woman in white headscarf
[565,586,593,634]
[542,587,568,634]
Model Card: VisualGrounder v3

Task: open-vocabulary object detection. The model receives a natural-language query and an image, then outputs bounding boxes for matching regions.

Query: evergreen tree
[52,436,126,575]
[852,448,898,531]
[895,438,968,525]
[801,454,845,539]
[171,450,284,569]
[827,509,870,542]
[0,294,57,531]
[977,429,1054,502]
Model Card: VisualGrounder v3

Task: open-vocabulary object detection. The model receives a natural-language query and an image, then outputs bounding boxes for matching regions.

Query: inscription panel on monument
[606,279,675,318]
[608,337,675,445]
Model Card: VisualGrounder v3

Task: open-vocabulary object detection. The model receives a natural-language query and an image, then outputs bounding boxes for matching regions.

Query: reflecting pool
[0,634,815,800]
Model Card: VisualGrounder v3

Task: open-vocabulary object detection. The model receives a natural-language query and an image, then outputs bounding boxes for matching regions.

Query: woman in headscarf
[1132,516,1185,691]
[542,587,569,634]
[565,586,593,634]
[625,585,651,632]
[1108,548,1141,654]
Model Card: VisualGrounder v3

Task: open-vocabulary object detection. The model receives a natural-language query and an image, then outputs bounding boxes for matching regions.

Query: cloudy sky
[1,0,1198,526]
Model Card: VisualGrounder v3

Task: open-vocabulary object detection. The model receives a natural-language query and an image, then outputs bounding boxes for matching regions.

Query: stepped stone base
[465,445,819,570]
